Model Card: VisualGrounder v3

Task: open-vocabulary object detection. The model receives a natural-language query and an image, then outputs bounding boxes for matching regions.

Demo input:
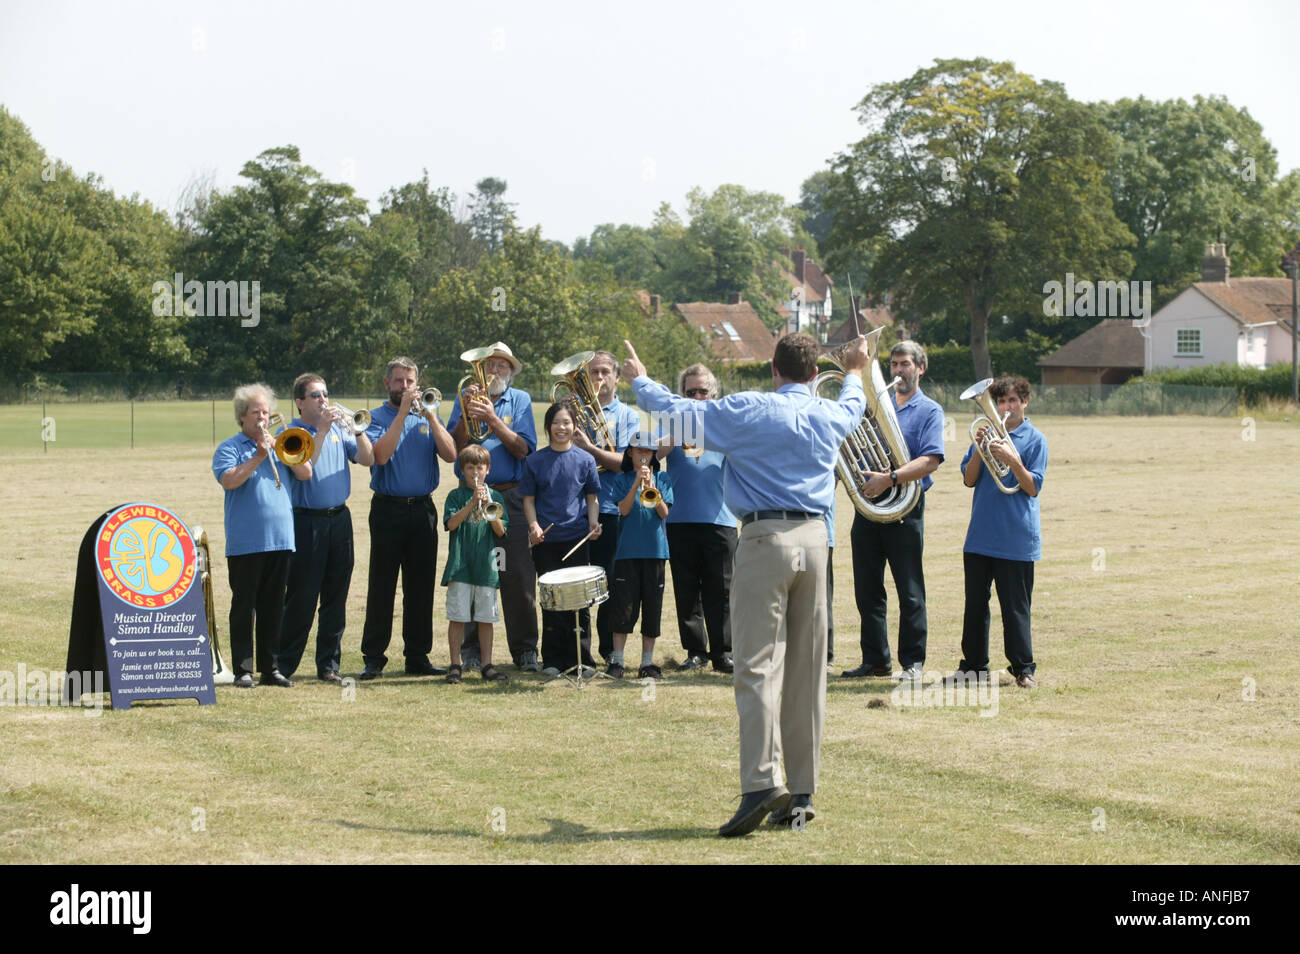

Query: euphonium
[329,401,371,435]
[960,378,1021,495]
[550,351,616,460]
[268,412,314,467]
[457,346,501,443]
[812,328,919,523]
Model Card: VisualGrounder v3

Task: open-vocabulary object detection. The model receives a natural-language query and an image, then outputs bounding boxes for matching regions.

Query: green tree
[1098,95,1300,301]
[827,58,1135,378]
[469,177,514,255]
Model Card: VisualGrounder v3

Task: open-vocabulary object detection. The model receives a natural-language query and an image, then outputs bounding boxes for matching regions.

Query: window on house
[721,321,742,341]
[1175,328,1202,356]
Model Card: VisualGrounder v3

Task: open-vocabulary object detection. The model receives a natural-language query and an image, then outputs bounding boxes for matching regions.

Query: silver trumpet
[960,378,1021,495]
[474,479,504,522]
[812,328,919,523]
[329,401,371,434]
[410,387,441,416]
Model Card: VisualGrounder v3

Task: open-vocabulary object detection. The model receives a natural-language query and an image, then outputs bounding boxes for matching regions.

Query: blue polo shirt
[596,396,643,515]
[609,470,674,559]
[287,419,358,510]
[961,417,1047,562]
[662,445,734,526]
[632,375,866,518]
[893,387,946,492]
[364,402,442,497]
[519,445,601,542]
[212,433,295,557]
[446,387,537,485]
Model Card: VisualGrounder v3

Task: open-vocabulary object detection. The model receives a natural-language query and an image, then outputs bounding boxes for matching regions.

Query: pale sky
[2,0,1295,246]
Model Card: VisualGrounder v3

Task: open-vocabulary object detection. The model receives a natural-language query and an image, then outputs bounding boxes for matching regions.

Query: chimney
[649,294,660,315]
[792,249,806,283]
[1201,242,1230,284]
[728,292,742,305]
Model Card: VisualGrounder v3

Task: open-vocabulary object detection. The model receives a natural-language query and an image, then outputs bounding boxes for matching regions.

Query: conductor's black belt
[740,510,821,526]
[294,505,347,517]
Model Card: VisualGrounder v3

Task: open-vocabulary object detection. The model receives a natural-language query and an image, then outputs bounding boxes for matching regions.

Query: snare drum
[537,566,609,612]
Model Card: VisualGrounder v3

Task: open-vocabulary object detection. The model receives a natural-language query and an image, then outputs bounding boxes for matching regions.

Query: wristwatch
[889,470,898,486]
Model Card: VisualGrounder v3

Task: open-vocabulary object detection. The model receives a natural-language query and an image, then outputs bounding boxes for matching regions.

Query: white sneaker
[895,664,922,683]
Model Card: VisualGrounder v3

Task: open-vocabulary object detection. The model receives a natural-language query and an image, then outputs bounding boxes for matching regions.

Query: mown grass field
[1,402,1297,864]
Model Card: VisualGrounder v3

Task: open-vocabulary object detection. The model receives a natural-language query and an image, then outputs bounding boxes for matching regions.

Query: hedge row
[1138,363,1297,404]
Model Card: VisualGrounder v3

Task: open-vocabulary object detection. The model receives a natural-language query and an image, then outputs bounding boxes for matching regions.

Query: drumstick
[530,523,554,548]
[561,527,597,562]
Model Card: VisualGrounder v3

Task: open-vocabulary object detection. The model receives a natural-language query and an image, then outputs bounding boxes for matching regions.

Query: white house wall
[1149,287,1242,370]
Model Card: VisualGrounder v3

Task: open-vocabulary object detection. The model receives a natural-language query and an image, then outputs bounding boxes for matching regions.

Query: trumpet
[268,412,315,468]
[960,378,1021,495]
[458,346,501,443]
[329,401,371,435]
[812,329,919,523]
[551,351,616,464]
[475,483,504,522]
[638,484,662,509]
[410,387,441,416]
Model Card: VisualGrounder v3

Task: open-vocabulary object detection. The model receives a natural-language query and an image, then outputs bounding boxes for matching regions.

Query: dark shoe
[1016,672,1037,689]
[481,665,508,682]
[719,787,791,838]
[233,673,254,689]
[769,794,816,827]
[404,658,447,676]
[517,650,541,673]
[358,664,383,681]
[445,665,462,685]
[318,670,343,684]
[678,654,706,671]
[842,663,892,678]
[607,663,625,679]
[712,653,734,674]
[259,670,292,688]
[638,664,663,680]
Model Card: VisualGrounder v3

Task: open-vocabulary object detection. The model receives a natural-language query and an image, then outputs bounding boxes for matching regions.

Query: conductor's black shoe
[719,787,791,838]
[712,653,734,674]
[768,794,816,827]
[678,655,706,671]
[259,670,292,688]
[233,673,255,688]
[841,663,892,678]
[404,658,447,676]
[358,664,383,681]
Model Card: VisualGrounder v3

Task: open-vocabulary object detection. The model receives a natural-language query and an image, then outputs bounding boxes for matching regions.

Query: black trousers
[360,495,437,669]
[850,493,927,669]
[532,538,597,672]
[461,488,537,663]
[587,511,621,659]
[960,552,1036,677]
[666,522,735,661]
[279,506,354,678]
[227,550,291,677]
[826,546,834,663]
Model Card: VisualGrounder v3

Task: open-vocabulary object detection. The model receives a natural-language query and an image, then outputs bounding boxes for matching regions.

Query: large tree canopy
[826,58,1134,378]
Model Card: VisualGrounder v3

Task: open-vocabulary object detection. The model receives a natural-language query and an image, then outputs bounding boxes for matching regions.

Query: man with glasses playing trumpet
[277,373,374,683]
[446,342,541,672]
[359,357,458,680]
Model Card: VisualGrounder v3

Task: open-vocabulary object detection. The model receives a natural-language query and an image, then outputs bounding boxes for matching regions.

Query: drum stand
[549,600,613,690]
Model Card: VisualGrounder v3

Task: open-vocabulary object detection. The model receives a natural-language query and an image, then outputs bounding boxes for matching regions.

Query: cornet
[960,378,1021,495]
[329,401,371,435]
[638,484,662,509]
[473,479,504,522]
[410,387,441,416]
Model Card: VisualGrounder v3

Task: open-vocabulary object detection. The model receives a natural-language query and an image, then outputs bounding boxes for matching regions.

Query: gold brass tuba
[812,329,919,523]
[550,351,616,461]
[268,412,315,467]
[457,346,501,443]
[960,378,1021,495]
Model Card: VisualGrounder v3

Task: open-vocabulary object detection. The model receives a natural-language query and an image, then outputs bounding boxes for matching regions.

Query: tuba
[550,351,616,461]
[457,346,501,443]
[812,329,919,523]
[268,412,315,467]
[960,378,1021,495]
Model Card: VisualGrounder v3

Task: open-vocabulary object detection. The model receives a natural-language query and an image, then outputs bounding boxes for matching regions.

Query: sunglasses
[685,388,710,397]
[307,390,328,399]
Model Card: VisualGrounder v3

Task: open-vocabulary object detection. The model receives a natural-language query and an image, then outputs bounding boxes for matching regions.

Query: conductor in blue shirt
[624,333,870,837]
[359,357,458,679]
[278,373,374,682]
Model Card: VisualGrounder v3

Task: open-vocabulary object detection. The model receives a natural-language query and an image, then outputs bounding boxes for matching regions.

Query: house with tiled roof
[1143,243,1298,371]
[825,297,895,345]
[775,249,833,337]
[673,295,776,363]
[1038,319,1144,386]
